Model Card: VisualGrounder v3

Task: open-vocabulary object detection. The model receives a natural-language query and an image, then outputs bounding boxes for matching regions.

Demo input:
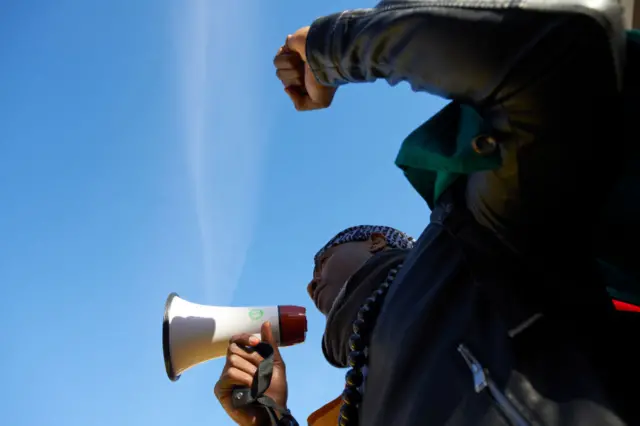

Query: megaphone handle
[231,342,298,425]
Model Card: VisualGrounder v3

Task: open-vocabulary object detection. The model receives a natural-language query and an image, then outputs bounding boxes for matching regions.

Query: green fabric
[396,30,640,306]
[395,102,500,209]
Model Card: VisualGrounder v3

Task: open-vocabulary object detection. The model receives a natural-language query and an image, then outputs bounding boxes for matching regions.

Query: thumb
[285,33,306,62]
[261,321,284,365]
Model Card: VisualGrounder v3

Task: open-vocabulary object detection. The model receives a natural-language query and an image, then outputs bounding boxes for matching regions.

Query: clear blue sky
[0,1,446,425]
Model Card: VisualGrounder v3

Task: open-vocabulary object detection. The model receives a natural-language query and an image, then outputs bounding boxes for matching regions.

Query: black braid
[338,264,402,426]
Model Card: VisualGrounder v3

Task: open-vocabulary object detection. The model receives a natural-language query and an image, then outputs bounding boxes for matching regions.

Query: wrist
[253,405,291,426]
[276,406,290,420]
[277,412,298,426]
[306,14,347,87]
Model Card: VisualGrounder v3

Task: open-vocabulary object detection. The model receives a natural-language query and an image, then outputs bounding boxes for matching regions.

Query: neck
[321,249,407,367]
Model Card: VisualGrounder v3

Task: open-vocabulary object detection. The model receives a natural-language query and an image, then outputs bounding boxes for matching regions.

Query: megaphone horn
[162,292,307,381]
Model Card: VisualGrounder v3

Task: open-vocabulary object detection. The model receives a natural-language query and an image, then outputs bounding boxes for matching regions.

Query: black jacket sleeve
[305,1,625,254]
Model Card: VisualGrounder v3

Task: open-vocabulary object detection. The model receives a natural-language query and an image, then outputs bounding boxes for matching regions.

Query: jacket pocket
[457,344,532,426]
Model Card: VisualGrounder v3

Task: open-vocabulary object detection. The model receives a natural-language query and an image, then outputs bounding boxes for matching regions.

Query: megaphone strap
[231,342,299,426]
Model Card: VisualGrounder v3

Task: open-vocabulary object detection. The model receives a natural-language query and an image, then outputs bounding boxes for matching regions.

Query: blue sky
[0,1,446,425]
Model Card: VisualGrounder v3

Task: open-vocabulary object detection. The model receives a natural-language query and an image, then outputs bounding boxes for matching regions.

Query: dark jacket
[305,0,626,257]
[301,1,639,425]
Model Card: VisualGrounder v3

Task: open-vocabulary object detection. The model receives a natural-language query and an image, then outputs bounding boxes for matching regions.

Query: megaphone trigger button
[242,345,257,354]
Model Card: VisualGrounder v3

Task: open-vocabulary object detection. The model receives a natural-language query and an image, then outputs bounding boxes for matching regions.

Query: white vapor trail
[174,0,268,304]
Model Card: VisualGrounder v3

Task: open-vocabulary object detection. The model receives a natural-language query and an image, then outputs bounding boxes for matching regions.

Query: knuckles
[227,353,241,367]
[228,333,251,347]
[227,342,264,365]
[228,334,242,345]
[227,342,240,354]
[273,52,301,69]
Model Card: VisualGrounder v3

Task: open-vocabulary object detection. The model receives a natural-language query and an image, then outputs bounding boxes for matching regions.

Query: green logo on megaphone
[248,309,264,321]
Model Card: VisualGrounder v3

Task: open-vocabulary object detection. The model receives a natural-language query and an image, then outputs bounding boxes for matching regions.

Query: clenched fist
[274,26,337,111]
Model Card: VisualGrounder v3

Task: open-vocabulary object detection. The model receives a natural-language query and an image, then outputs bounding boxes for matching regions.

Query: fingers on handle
[214,367,254,399]
[227,353,258,377]
[227,341,264,367]
[228,333,259,349]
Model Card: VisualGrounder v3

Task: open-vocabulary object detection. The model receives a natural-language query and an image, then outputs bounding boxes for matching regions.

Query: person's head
[308,225,414,315]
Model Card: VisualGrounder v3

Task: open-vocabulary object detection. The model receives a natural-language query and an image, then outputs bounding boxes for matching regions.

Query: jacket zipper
[457,344,531,426]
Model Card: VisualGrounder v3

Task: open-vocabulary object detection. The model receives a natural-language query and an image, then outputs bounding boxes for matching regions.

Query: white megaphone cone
[162,292,307,381]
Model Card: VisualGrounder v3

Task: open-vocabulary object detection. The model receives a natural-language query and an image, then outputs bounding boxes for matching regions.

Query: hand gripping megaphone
[162,292,307,381]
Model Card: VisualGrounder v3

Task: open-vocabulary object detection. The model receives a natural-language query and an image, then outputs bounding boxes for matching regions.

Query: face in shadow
[307,233,388,315]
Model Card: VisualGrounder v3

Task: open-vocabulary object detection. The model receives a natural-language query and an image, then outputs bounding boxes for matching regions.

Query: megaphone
[162,292,307,381]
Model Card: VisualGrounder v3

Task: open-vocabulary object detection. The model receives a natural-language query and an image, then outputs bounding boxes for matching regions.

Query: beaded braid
[338,264,403,426]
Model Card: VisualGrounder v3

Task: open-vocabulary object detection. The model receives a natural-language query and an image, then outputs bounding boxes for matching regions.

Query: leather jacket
[305,0,626,257]
[298,1,640,425]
